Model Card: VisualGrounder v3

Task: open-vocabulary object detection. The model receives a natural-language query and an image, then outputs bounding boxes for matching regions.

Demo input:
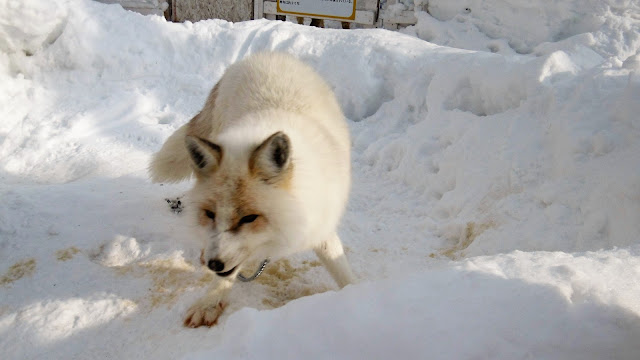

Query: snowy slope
[1,0,639,359]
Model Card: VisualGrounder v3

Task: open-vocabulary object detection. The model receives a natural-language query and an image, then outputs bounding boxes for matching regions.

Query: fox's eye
[239,214,258,226]
[204,210,215,220]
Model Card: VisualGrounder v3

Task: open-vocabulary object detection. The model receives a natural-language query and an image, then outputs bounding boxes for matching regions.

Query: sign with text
[277,0,357,21]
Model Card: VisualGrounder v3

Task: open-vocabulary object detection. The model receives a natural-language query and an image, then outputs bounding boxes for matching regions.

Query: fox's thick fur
[149,52,355,327]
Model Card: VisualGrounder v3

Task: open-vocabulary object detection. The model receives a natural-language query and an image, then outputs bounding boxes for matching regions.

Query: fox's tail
[148,122,193,183]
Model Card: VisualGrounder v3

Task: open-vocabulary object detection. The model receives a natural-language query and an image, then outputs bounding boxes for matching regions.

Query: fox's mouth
[216,266,237,277]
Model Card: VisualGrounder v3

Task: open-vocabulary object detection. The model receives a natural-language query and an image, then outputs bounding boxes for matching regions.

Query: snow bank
[1,0,639,359]
[407,0,640,60]
[187,248,640,359]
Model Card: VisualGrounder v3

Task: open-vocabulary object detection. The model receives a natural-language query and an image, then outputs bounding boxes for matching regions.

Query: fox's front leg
[184,276,234,327]
[314,233,355,288]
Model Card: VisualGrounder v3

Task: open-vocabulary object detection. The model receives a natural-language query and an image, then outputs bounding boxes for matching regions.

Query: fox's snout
[205,258,237,278]
[207,259,224,272]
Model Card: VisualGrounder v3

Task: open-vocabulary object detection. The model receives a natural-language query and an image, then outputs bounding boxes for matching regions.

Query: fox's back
[212,53,349,151]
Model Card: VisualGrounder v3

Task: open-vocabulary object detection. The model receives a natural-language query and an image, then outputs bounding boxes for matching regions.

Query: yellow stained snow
[1,258,36,286]
[56,247,81,261]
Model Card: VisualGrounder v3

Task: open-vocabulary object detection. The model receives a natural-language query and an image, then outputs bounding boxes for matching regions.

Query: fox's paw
[184,300,226,328]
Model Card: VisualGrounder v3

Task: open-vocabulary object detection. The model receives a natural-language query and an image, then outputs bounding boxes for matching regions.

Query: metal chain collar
[236,258,270,282]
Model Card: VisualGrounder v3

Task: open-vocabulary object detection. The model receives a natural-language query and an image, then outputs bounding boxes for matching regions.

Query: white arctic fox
[149,52,354,327]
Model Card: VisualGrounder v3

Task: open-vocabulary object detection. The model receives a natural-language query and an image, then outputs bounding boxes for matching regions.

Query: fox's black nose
[207,259,224,272]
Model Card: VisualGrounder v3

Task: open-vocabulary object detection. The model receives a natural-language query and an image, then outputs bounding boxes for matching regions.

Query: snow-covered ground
[1,0,639,358]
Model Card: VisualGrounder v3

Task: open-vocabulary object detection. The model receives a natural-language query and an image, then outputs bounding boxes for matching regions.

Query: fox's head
[185,131,302,278]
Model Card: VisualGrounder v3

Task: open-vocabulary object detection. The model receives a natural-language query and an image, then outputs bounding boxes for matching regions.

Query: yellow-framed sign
[277,0,357,21]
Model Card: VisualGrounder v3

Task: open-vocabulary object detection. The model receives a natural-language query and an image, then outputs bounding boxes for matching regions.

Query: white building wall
[175,0,253,22]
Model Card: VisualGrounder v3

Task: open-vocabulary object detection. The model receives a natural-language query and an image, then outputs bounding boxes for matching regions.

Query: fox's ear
[249,131,292,184]
[185,135,223,175]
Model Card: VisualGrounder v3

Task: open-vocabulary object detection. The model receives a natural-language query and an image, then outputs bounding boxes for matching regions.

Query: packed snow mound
[1,0,639,359]
[0,0,68,55]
